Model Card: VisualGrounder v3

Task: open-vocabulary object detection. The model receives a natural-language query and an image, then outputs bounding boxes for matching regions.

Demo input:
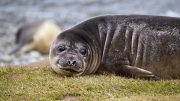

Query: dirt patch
[9,72,27,80]
[61,94,79,101]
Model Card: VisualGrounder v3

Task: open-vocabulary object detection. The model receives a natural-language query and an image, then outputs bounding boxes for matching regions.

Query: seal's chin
[56,64,83,73]
[50,63,84,76]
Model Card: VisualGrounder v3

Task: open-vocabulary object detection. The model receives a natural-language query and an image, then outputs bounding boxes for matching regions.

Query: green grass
[0,67,180,101]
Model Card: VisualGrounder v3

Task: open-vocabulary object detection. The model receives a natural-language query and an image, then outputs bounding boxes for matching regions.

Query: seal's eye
[56,46,65,52]
[80,49,87,56]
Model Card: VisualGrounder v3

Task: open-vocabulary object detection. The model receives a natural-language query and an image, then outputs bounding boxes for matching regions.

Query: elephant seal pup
[49,15,180,80]
[11,19,61,55]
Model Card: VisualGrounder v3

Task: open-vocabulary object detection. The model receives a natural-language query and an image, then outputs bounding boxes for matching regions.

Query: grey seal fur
[50,15,180,80]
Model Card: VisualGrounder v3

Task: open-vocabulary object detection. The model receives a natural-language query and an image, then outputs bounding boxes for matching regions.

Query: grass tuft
[0,67,180,101]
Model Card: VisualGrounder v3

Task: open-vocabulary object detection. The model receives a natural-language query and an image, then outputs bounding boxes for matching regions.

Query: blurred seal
[10,19,61,55]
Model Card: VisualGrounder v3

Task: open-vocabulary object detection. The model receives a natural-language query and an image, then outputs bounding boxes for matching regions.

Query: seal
[11,19,61,55]
[49,15,180,80]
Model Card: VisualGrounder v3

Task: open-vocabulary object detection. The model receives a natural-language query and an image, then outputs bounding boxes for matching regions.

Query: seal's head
[49,28,101,76]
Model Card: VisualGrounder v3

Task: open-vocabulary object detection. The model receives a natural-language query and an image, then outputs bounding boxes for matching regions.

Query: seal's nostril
[67,61,71,65]
[72,61,76,65]
[67,60,76,66]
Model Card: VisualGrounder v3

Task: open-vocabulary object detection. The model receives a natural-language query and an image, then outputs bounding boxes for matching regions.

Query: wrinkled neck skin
[49,28,101,76]
[79,30,101,75]
[75,15,180,78]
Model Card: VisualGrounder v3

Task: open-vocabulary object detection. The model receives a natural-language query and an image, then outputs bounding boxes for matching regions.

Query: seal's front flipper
[118,65,160,80]
[9,41,36,55]
[9,45,21,55]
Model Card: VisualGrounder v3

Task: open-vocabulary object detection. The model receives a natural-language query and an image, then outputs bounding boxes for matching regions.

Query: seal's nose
[67,60,76,66]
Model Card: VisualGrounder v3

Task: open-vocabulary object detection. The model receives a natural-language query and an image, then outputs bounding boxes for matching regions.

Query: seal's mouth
[56,64,83,73]
[62,68,79,73]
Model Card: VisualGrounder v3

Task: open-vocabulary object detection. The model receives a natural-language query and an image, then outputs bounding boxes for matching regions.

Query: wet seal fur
[10,15,180,80]
[11,19,61,55]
